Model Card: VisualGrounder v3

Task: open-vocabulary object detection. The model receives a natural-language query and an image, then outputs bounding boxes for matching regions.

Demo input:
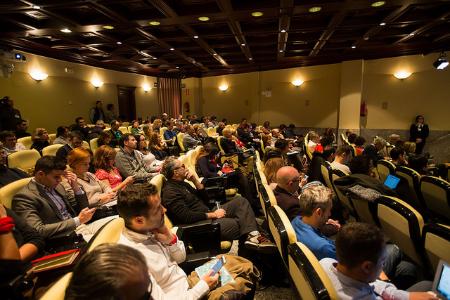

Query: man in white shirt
[0,131,26,154]
[117,183,256,300]
[330,145,352,174]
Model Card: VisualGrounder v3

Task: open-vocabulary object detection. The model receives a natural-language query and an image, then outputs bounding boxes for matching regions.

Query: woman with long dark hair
[409,115,429,154]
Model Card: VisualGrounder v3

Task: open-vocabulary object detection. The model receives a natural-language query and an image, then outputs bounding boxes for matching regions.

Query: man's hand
[214,209,226,219]
[64,170,81,192]
[326,219,341,230]
[202,270,220,290]
[123,176,134,185]
[185,170,196,182]
[409,292,439,300]
[78,207,96,224]
[151,225,174,245]
[99,191,116,204]
[0,204,7,218]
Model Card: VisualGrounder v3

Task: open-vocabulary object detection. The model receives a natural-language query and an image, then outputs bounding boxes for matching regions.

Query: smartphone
[210,257,225,276]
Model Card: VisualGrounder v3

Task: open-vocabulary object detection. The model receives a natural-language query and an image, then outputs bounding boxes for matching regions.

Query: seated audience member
[323,128,336,144]
[273,166,307,220]
[53,126,69,145]
[66,148,119,206]
[163,121,177,142]
[237,119,253,146]
[109,120,122,147]
[130,120,141,135]
[0,131,26,154]
[71,117,90,140]
[263,121,270,130]
[148,132,169,161]
[270,129,284,146]
[307,147,336,183]
[183,125,201,151]
[136,134,162,171]
[284,124,297,139]
[142,124,153,141]
[354,136,366,156]
[216,122,225,136]
[347,133,357,145]
[152,118,163,132]
[330,145,352,174]
[87,119,106,139]
[30,128,50,154]
[390,147,407,166]
[403,141,416,159]
[307,131,321,153]
[363,136,387,166]
[55,131,83,163]
[264,157,285,189]
[65,243,152,300]
[115,134,157,182]
[96,130,113,148]
[264,139,289,163]
[14,119,31,138]
[291,184,341,260]
[103,103,117,124]
[161,157,273,248]
[408,155,429,175]
[93,145,134,189]
[193,124,208,141]
[12,156,109,246]
[2,204,44,261]
[0,149,29,187]
[118,183,257,299]
[321,222,437,300]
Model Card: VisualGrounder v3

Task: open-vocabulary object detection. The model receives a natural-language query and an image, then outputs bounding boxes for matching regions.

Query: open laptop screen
[433,260,450,299]
[383,174,401,190]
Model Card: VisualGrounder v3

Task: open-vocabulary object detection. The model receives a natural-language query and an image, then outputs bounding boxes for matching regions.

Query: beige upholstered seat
[150,174,167,197]
[7,149,41,174]
[267,205,297,266]
[350,196,377,225]
[87,218,125,252]
[177,132,186,153]
[17,136,32,149]
[118,126,128,134]
[81,140,90,149]
[376,159,396,183]
[376,196,425,266]
[259,183,277,219]
[42,144,64,156]
[321,163,333,190]
[422,223,450,273]
[40,272,73,300]
[288,242,338,300]
[89,138,99,153]
[304,133,312,161]
[420,176,450,220]
[395,166,423,210]
[0,178,31,208]
[330,169,356,217]
[48,133,56,144]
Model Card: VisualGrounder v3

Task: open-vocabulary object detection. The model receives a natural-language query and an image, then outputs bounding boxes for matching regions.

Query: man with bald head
[273,166,304,220]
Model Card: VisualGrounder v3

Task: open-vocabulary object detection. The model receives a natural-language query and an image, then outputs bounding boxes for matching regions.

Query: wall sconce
[143,83,152,93]
[29,69,48,81]
[393,71,412,80]
[291,79,304,87]
[91,78,104,88]
[218,84,229,92]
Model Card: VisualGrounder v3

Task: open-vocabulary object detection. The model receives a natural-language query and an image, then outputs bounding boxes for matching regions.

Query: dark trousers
[214,195,257,240]
[384,244,420,290]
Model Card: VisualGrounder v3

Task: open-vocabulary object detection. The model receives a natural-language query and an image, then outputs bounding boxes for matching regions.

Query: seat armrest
[176,220,221,256]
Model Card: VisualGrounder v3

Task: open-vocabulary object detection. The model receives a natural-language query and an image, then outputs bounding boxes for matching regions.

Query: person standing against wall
[409,115,429,154]
[90,100,105,124]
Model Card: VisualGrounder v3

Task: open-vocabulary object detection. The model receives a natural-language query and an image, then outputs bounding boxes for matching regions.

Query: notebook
[383,174,400,190]
[31,249,80,273]
[432,260,450,300]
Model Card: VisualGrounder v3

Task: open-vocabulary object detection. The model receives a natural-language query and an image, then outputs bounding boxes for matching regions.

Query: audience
[148,132,168,161]
[354,136,366,156]
[96,131,113,147]
[93,145,134,189]
[264,157,285,188]
[109,120,122,147]
[55,131,84,163]
[53,126,69,145]
[71,117,90,140]
[363,136,387,166]
[330,145,352,174]
[30,127,50,154]
[273,166,306,220]
[0,131,26,154]
[390,147,407,166]
[0,149,29,187]
[15,119,31,138]
[136,134,163,171]
[183,125,201,151]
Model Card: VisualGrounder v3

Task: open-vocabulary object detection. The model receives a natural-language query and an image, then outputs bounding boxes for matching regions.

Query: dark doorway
[117,86,136,121]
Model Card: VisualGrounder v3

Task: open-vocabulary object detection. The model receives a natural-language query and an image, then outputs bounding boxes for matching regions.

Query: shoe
[244,233,277,251]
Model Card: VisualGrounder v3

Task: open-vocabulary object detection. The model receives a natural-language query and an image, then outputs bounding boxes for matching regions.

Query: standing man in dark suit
[409,115,429,154]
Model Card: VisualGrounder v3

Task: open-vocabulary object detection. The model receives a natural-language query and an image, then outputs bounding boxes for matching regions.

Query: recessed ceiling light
[213,53,218,56]
[281,29,286,33]
[103,25,114,30]
[149,21,160,26]
[279,49,284,53]
[351,45,356,49]
[153,57,157,60]
[169,48,174,51]
[249,58,253,60]
[251,11,263,17]
[364,37,369,40]
[60,28,71,33]
[176,66,179,69]
[32,5,40,9]
[409,33,415,36]
[116,41,122,45]
[198,16,209,21]
[309,6,322,13]
[371,1,385,7]
[379,22,386,26]
[241,43,245,46]
[193,35,199,39]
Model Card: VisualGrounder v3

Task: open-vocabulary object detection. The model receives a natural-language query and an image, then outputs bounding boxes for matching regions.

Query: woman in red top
[93,145,134,189]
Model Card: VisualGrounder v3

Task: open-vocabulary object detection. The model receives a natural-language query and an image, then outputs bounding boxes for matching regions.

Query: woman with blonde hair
[31,128,50,154]
[93,145,134,190]
[264,157,285,189]
[67,147,120,205]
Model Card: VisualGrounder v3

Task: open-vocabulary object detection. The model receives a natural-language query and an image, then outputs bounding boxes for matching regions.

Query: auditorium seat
[17,136,32,149]
[42,144,64,156]
[350,195,377,226]
[422,223,450,273]
[395,166,423,210]
[48,133,56,144]
[81,141,90,149]
[376,159,396,183]
[0,178,31,208]
[267,205,297,267]
[375,196,425,266]
[320,162,333,191]
[287,242,338,300]
[419,176,450,221]
[7,149,41,174]
[40,272,72,300]
[87,217,124,252]
[303,133,312,162]
[260,183,277,219]
[118,126,128,134]
[150,174,166,196]
[330,169,356,218]
[206,127,218,138]
[176,132,186,153]
[89,137,99,153]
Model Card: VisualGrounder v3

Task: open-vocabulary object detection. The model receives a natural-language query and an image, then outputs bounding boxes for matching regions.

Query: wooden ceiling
[1,0,449,77]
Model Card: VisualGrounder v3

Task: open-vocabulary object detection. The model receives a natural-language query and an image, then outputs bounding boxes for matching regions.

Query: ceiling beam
[277,0,294,60]
[309,9,347,56]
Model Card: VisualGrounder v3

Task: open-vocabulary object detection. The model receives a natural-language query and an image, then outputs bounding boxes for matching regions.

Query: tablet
[384,174,401,190]
[432,260,450,300]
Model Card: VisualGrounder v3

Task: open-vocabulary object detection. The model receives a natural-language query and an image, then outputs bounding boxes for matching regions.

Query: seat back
[118,126,128,134]
[17,136,32,149]
[207,127,217,137]
[177,132,186,152]
[260,183,277,218]
[48,133,57,144]
[395,166,422,209]
[375,196,424,266]
[216,136,225,154]
[89,138,99,153]
[87,218,125,252]
[350,196,377,225]
[0,178,32,208]
[7,149,41,174]
[287,242,338,300]
[42,144,64,156]
[340,133,348,145]
[81,141,90,149]
[422,223,450,273]
[40,272,72,300]
[376,160,396,183]
[267,205,297,266]
[321,163,333,190]
[304,133,312,161]
[420,176,450,220]
[122,122,130,127]
[330,169,355,216]
[150,174,167,196]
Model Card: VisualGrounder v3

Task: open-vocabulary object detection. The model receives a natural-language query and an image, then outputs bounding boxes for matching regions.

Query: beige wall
[0,52,157,132]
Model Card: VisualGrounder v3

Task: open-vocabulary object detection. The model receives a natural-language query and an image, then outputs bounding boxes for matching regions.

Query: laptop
[432,260,450,299]
[383,174,401,190]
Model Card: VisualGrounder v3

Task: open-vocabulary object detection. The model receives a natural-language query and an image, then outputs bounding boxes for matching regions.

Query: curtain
[157,77,181,118]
